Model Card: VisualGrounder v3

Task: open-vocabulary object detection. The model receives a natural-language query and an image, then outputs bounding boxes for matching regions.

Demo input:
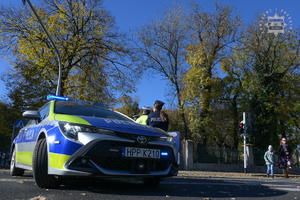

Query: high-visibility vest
[136,115,148,125]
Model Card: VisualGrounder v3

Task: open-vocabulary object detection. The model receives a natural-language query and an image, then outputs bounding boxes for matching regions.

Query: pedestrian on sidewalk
[264,145,277,178]
[275,138,292,179]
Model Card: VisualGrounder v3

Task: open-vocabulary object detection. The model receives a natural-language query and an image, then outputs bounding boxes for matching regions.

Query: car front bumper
[49,133,178,178]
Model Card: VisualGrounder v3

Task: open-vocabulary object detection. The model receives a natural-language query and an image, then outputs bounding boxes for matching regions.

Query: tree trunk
[232,94,239,149]
[176,84,189,139]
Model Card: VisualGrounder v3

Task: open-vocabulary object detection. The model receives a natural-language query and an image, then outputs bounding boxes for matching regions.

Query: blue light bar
[47,95,105,108]
[47,95,69,101]
[161,152,168,156]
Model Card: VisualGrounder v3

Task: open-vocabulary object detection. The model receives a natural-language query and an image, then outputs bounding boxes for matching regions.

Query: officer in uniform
[133,115,140,121]
[136,106,151,125]
[146,100,169,132]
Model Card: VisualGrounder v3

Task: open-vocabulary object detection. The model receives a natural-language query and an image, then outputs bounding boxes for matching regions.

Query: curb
[178,170,300,179]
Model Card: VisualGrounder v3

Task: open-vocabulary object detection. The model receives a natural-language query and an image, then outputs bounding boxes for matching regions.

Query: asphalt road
[0,169,300,200]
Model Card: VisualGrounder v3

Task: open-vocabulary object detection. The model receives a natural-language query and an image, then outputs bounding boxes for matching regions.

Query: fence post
[246,144,254,171]
[182,140,194,170]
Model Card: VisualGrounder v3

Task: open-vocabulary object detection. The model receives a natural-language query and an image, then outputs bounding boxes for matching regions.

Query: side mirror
[23,111,40,119]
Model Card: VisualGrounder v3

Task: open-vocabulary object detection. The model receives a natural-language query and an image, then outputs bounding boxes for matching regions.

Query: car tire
[10,148,24,176]
[143,177,161,187]
[32,138,60,188]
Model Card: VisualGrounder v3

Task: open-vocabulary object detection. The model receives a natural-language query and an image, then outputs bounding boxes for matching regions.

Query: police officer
[136,106,151,125]
[133,115,140,121]
[146,100,169,132]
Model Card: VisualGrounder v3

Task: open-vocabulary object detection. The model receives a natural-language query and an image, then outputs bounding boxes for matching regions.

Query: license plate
[122,147,161,159]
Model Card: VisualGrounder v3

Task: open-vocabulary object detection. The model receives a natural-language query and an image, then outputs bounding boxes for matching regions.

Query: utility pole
[22,0,62,96]
[243,112,247,174]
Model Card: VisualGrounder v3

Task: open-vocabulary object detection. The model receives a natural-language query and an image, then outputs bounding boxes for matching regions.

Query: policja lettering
[151,118,162,122]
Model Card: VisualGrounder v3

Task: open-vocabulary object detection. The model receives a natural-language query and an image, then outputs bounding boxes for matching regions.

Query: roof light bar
[47,95,105,108]
[47,95,69,101]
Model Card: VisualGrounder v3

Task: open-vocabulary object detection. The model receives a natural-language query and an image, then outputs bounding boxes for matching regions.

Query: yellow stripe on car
[49,101,55,120]
[16,151,33,165]
[49,153,71,170]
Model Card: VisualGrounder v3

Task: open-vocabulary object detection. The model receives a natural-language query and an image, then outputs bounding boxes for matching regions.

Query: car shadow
[57,176,287,198]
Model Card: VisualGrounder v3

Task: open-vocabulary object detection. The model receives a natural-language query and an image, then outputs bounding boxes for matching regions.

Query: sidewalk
[178,170,300,179]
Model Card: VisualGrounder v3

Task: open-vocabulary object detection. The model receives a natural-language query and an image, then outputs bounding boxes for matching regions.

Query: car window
[39,102,50,121]
[54,101,132,121]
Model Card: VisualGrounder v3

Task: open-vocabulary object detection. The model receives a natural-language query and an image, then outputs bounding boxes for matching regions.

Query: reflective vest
[136,115,148,125]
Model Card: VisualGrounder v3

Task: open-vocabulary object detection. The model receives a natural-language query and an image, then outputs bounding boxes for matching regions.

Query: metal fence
[195,146,244,164]
[292,149,300,168]
[195,146,300,167]
[253,150,265,166]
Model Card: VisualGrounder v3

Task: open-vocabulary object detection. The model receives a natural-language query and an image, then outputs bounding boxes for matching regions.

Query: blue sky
[0,0,299,108]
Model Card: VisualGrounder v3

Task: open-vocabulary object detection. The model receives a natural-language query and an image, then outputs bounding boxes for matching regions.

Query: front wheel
[10,148,24,176]
[143,177,161,187]
[32,138,60,188]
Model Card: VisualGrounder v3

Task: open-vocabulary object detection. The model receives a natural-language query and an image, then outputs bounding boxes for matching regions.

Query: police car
[10,95,178,188]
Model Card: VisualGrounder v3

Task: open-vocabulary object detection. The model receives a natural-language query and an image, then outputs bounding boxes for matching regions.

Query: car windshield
[54,101,132,121]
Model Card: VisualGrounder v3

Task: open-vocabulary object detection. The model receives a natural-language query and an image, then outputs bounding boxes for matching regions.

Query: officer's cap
[133,115,140,118]
[142,106,151,111]
[155,100,165,106]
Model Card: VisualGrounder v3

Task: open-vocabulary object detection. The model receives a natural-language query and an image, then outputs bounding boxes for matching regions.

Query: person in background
[133,115,140,121]
[275,138,292,179]
[146,100,169,132]
[264,145,277,178]
[136,106,151,125]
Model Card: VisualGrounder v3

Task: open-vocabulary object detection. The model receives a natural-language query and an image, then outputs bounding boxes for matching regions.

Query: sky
[0,0,300,109]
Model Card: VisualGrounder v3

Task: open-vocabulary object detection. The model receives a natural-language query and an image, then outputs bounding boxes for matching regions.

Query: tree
[0,100,21,151]
[0,0,135,106]
[219,54,245,148]
[130,2,190,138]
[235,14,300,150]
[1,63,55,111]
[114,94,140,119]
[183,2,242,147]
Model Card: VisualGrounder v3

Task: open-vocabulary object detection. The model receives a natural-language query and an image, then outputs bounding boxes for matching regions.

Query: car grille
[84,140,174,172]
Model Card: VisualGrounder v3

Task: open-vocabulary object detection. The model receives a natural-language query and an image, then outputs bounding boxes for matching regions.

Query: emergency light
[47,95,105,108]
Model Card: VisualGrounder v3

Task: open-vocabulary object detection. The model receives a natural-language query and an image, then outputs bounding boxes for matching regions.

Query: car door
[16,119,39,169]
[17,103,51,169]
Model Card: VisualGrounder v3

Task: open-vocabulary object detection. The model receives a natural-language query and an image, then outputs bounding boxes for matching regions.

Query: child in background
[264,145,277,178]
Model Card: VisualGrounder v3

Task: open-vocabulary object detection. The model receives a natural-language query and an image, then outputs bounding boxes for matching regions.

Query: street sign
[16,120,26,129]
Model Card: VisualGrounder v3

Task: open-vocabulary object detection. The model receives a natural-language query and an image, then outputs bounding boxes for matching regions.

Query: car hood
[55,114,167,137]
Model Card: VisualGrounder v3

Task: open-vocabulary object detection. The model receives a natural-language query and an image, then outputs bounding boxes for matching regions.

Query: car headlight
[59,122,116,140]
[158,136,175,144]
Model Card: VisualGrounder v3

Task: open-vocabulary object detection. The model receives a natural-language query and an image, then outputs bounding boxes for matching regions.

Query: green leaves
[114,94,140,118]
[0,0,134,107]
[183,2,242,147]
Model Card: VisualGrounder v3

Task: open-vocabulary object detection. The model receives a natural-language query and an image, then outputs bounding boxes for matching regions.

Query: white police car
[10,95,178,188]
